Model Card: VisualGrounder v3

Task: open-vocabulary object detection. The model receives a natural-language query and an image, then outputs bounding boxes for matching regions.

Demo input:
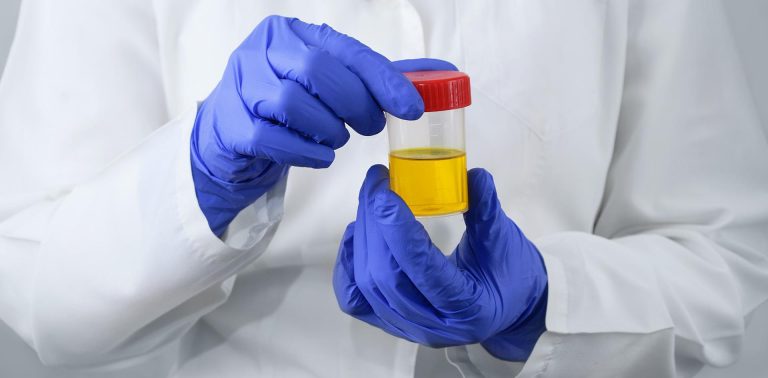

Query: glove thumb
[391,58,458,73]
[463,168,512,245]
[333,222,371,316]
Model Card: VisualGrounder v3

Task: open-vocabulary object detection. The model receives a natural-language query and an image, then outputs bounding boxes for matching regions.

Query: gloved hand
[334,165,548,361]
[191,15,457,236]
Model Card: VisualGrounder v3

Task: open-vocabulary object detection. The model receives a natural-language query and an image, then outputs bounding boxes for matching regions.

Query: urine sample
[387,71,472,217]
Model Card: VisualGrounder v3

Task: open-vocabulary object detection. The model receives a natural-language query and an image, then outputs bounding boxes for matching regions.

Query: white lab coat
[1,0,766,377]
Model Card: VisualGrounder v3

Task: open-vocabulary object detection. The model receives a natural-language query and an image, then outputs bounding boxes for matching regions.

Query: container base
[412,205,468,218]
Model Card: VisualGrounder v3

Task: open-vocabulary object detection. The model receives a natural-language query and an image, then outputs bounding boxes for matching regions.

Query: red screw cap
[404,70,472,112]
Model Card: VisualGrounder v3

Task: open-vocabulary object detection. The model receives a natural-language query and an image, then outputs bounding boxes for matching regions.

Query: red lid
[404,71,472,112]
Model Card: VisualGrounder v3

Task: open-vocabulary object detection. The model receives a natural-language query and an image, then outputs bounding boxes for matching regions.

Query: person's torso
[157,1,622,377]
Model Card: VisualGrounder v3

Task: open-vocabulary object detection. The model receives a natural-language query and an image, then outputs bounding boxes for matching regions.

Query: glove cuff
[190,106,288,236]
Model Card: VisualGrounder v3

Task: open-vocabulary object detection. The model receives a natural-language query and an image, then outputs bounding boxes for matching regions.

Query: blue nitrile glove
[334,165,548,361]
[191,15,457,236]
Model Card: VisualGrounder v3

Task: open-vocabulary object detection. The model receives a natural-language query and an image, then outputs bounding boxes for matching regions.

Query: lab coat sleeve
[515,0,768,377]
[0,0,284,368]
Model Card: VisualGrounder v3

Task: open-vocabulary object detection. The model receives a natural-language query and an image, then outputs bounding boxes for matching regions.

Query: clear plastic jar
[386,71,472,217]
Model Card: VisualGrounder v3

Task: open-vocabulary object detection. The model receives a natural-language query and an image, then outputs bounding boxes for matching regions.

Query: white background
[0,0,766,377]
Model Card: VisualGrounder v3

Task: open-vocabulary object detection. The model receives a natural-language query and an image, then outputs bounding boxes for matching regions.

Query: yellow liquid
[389,148,468,217]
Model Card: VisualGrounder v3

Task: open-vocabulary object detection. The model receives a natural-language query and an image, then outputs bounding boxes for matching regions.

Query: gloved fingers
[332,222,414,342]
[368,307,464,348]
[354,307,417,343]
[349,169,477,345]
[463,168,523,251]
[351,256,460,347]
[355,165,391,202]
[464,168,504,224]
[351,166,431,325]
[370,182,480,314]
[362,213,448,328]
[333,222,374,316]
[236,16,384,137]
[356,166,475,313]
[334,234,413,343]
[356,169,451,326]
[354,281,476,348]
[391,58,458,72]
[351,166,390,303]
[235,119,335,168]
[333,220,419,342]
[288,18,425,120]
[266,43,386,137]
[249,79,350,149]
